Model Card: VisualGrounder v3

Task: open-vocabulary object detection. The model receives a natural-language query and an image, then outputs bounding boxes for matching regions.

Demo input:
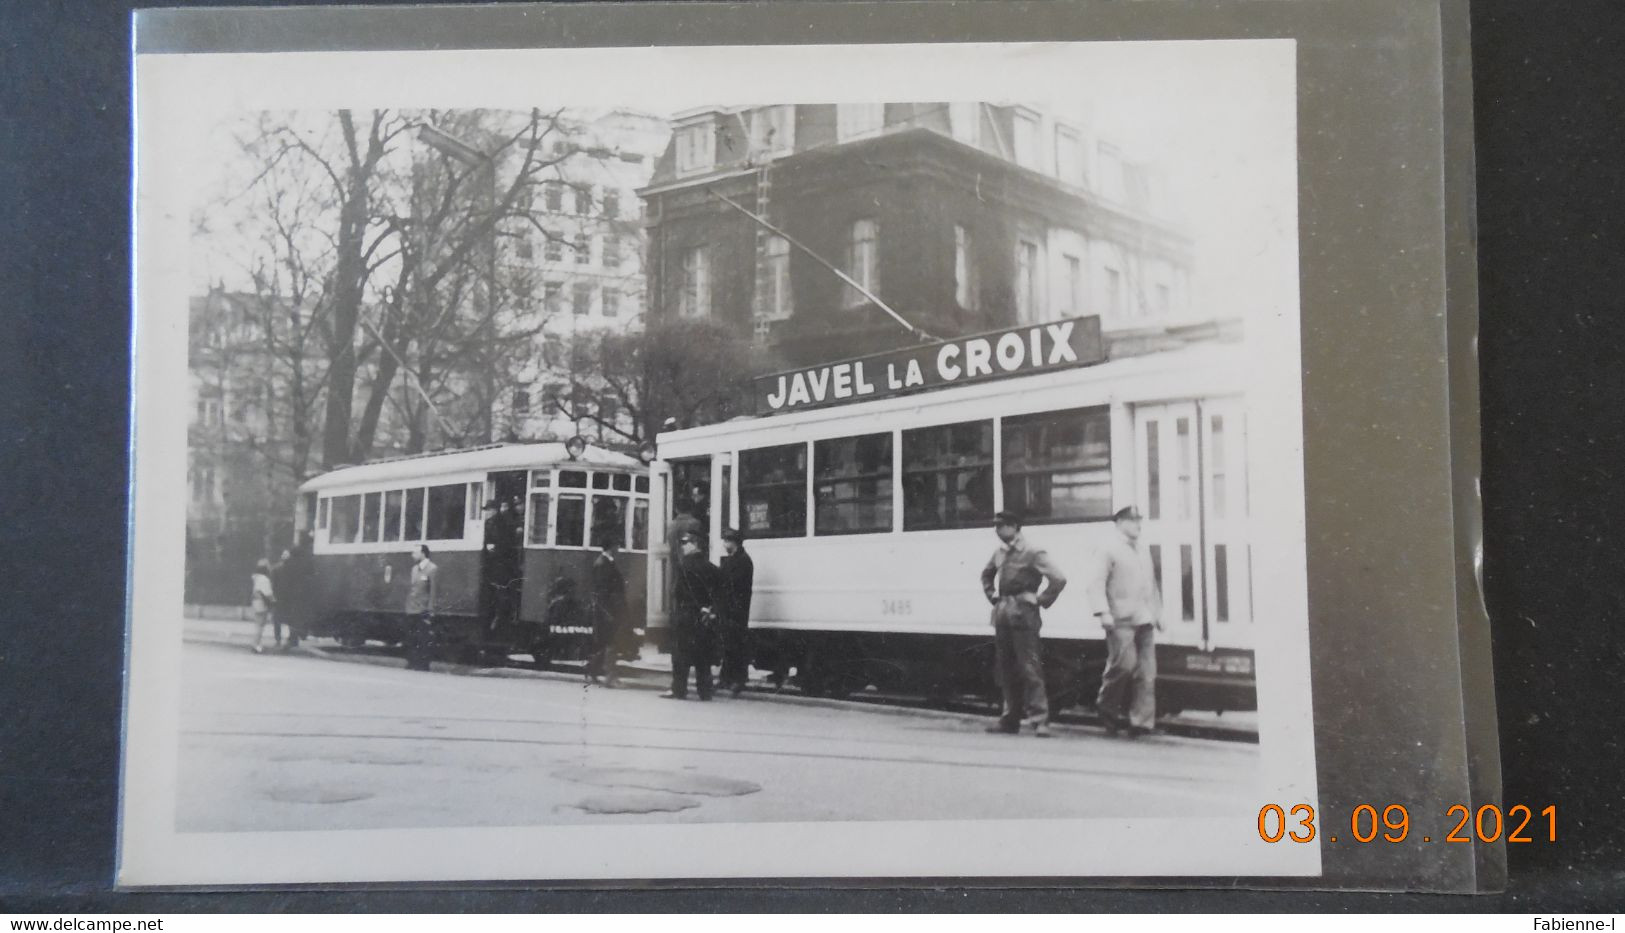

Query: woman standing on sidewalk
[249,558,277,654]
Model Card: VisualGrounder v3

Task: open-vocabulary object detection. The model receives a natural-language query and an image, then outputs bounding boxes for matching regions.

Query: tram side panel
[517,549,648,662]
[309,549,481,643]
[745,522,1256,713]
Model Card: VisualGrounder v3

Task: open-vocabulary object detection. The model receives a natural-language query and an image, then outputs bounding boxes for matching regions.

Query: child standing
[250,558,278,653]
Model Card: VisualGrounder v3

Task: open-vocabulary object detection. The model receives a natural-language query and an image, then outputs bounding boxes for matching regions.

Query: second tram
[297,441,651,665]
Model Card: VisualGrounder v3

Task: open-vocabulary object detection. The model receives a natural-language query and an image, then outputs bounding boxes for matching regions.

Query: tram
[296,440,651,665]
[646,315,1258,714]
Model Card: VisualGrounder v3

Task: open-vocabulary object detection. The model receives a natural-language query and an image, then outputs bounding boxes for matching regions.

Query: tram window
[383,490,404,541]
[317,497,329,530]
[556,494,587,547]
[739,443,808,539]
[634,475,649,493]
[631,499,649,551]
[560,470,587,488]
[612,473,631,491]
[330,495,361,543]
[362,492,382,542]
[466,483,483,521]
[531,470,552,488]
[426,483,467,540]
[814,433,893,535]
[902,420,994,530]
[591,472,611,490]
[1001,407,1112,522]
[527,493,551,545]
[404,487,425,540]
[591,495,626,548]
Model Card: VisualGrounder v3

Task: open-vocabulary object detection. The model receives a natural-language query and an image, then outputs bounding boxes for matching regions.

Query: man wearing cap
[479,500,511,636]
[717,528,755,697]
[980,509,1068,737]
[1097,505,1162,737]
[666,531,722,700]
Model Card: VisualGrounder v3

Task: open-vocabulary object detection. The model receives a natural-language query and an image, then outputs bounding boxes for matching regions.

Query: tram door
[1133,400,1251,651]
[483,470,528,626]
[667,457,713,554]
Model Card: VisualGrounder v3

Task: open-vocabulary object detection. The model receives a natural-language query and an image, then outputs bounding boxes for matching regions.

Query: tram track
[315,642,1258,745]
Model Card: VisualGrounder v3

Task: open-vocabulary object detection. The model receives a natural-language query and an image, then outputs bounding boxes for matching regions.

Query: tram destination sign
[755,315,1104,415]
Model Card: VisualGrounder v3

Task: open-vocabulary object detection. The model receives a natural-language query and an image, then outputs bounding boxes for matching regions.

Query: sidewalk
[180,612,1258,737]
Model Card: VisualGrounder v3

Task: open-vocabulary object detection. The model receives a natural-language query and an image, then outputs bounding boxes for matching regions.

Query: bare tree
[559,317,769,448]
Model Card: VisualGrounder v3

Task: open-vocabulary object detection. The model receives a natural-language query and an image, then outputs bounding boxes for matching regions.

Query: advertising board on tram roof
[754,314,1105,415]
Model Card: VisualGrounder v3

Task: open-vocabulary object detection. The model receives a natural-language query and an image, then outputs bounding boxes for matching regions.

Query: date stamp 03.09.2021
[1257,804,1558,846]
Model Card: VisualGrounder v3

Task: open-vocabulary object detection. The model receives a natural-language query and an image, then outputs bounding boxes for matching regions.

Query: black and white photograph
[123,38,1315,884]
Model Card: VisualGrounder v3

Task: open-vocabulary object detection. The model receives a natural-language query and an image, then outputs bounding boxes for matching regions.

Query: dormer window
[837,104,884,142]
[676,123,715,175]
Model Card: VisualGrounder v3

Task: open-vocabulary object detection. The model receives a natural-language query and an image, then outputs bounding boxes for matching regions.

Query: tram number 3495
[881,599,913,617]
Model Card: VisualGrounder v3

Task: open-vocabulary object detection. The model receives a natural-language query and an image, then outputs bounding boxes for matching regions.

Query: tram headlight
[638,441,657,465]
[565,435,588,460]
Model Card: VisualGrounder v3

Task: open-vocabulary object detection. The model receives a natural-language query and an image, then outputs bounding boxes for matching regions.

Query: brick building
[638,102,1204,369]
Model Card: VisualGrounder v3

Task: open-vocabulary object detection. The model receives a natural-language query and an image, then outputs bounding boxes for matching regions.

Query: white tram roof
[299,442,641,493]
[656,340,1246,458]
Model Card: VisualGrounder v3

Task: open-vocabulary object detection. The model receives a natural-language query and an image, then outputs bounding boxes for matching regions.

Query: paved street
[178,640,1261,833]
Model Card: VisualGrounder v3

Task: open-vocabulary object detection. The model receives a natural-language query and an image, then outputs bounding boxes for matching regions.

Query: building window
[603,235,620,269]
[1012,111,1040,170]
[949,102,981,145]
[602,191,620,219]
[516,238,533,261]
[1098,142,1125,201]
[545,181,563,212]
[1064,254,1083,316]
[902,420,994,531]
[544,235,562,262]
[954,224,977,310]
[814,433,893,536]
[574,233,591,265]
[680,246,710,317]
[1016,239,1041,323]
[749,105,794,157]
[573,283,592,316]
[739,443,808,539]
[574,185,592,215]
[512,274,534,309]
[837,103,884,141]
[844,219,878,308]
[544,281,562,314]
[762,235,792,320]
[513,388,531,418]
[1055,125,1083,184]
[1001,407,1113,522]
[602,286,620,318]
[676,123,715,175]
[1105,265,1123,317]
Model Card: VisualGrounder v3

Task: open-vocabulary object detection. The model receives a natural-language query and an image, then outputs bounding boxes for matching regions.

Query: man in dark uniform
[665,531,721,701]
[980,509,1068,737]
[588,530,627,687]
[717,527,755,697]
[481,500,520,636]
[277,532,314,648]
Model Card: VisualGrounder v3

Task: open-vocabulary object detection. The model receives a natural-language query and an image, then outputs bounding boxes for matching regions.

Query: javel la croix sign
[755,315,1104,415]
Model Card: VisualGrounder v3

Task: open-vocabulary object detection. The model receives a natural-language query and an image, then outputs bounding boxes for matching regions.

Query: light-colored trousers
[1097,623,1157,729]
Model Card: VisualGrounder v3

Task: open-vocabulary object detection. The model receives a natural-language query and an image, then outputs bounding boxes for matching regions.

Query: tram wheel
[339,635,366,649]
